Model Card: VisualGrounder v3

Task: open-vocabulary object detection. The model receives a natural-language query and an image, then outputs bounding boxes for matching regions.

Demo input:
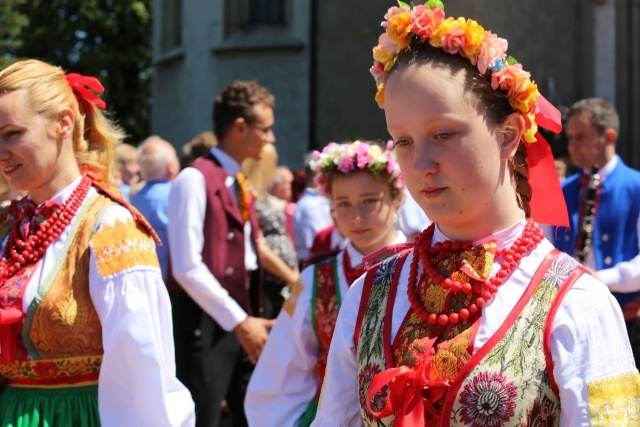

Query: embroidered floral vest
[355,249,583,426]
[312,256,342,396]
[0,193,113,386]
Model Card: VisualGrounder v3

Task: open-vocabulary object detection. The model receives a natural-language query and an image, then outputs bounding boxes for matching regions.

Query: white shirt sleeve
[550,273,637,426]
[89,205,195,427]
[597,212,640,292]
[311,275,365,427]
[167,167,248,331]
[245,266,321,427]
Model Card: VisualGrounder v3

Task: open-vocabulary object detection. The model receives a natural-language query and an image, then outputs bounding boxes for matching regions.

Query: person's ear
[603,128,617,145]
[231,117,248,136]
[57,108,75,139]
[499,113,525,161]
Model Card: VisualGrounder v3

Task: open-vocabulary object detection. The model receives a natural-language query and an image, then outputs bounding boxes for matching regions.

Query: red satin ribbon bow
[0,307,22,365]
[526,95,569,227]
[366,365,451,427]
[65,72,107,110]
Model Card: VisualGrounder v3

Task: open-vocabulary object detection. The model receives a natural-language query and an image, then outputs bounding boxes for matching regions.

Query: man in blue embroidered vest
[553,97,640,367]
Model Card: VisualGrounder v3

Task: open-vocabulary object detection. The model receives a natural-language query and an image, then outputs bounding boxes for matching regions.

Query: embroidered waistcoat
[355,250,583,426]
[0,193,113,386]
[312,256,341,396]
[165,153,263,314]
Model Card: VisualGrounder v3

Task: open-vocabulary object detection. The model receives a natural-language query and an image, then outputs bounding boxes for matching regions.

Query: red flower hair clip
[65,72,107,111]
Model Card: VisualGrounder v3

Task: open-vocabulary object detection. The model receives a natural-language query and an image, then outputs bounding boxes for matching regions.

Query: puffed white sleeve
[311,276,365,427]
[550,273,640,426]
[245,265,320,427]
[88,204,195,427]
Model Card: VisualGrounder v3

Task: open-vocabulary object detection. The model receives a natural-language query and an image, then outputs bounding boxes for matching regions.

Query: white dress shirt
[11,176,195,427]
[245,234,407,427]
[312,217,636,427]
[167,147,257,331]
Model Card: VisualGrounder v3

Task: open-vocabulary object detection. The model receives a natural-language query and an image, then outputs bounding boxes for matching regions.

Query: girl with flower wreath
[0,60,194,426]
[311,2,640,426]
[245,140,408,426]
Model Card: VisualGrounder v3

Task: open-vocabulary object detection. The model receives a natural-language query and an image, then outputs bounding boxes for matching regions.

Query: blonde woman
[0,59,194,426]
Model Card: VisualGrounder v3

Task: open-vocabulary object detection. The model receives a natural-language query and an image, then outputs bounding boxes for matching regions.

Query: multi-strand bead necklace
[0,176,91,282]
[407,220,544,326]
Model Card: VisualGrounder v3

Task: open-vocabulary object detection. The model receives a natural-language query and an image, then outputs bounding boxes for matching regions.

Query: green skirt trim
[298,397,318,427]
[0,385,100,427]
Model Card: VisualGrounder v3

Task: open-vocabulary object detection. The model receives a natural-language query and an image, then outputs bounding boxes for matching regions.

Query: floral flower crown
[309,140,404,196]
[371,0,541,143]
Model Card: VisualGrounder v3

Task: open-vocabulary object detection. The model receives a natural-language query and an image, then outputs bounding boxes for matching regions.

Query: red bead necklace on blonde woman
[407,220,545,326]
[0,176,92,282]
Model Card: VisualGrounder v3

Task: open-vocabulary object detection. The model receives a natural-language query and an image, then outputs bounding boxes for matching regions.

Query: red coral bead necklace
[407,220,544,326]
[0,176,92,282]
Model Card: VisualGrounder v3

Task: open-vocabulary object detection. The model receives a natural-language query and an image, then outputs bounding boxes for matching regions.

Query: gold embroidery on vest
[27,195,108,359]
[91,218,160,278]
[588,370,640,426]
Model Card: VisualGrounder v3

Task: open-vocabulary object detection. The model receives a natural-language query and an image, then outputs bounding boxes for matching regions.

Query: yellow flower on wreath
[510,81,540,114]
[375,83,385,107]
[462,19,485,58]
[386,11,413,50]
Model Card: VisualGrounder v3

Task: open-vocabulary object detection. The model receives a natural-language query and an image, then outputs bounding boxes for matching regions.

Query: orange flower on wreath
[462,19,485,58]
[386,11,413,51]
[510,82,540,115]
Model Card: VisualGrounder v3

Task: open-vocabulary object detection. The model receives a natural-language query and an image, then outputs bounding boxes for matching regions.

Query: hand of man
[234,316,276,364]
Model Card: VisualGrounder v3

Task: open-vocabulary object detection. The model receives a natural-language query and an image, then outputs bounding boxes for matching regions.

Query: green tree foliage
[9,0,152,145]
[0,0,29,69]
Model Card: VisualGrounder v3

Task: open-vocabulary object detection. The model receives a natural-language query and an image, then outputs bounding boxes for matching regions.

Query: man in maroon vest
[167,81,299,427]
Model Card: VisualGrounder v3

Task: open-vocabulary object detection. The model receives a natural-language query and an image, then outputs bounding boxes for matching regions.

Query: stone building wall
[151,0,640,169]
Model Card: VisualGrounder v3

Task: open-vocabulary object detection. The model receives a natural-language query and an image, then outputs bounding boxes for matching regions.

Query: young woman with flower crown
[245,140,408,426]
[0,60,194,426]
[311,2,640,426]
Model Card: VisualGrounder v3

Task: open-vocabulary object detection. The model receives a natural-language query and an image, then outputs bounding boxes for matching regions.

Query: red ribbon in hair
[526,95,569,227]
[65,73,107,110]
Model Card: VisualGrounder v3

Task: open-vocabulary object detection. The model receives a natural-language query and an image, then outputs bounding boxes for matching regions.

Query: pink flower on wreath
[491,64,531,92]
[382,6,410,28]
[476,32,508,74]
[370,60,386,86]
[338,155,355,173]
[355,143,372,169]
[440,18,467,56]
[459,371,517,427]
[411,4,445,42]
[378,32,397,52]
